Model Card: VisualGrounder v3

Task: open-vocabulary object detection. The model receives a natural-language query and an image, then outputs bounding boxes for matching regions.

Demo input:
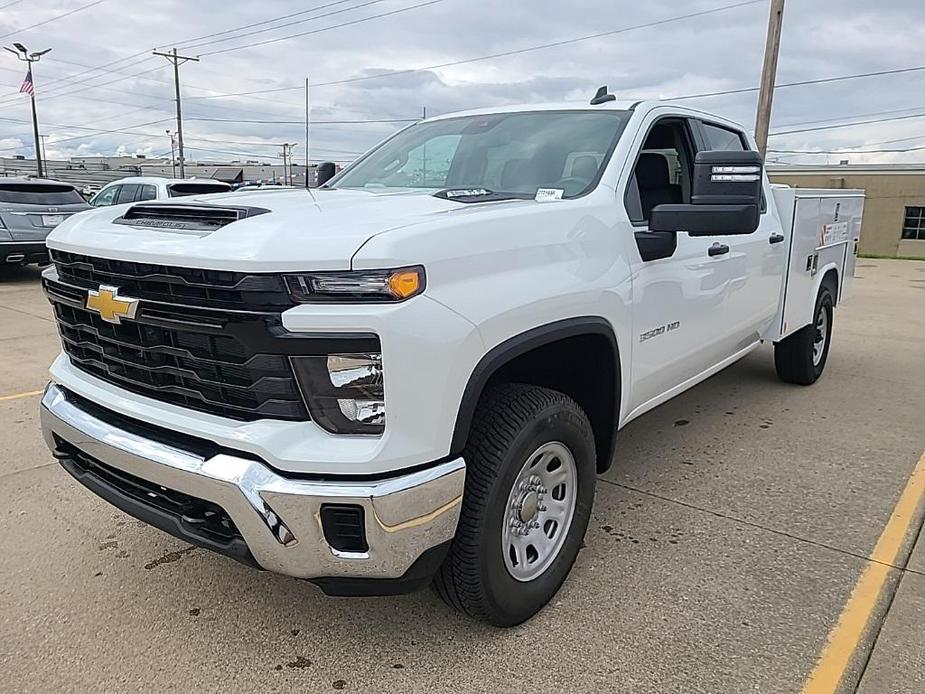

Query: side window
[137,185,157,201]
[116,184,140,204]
[701,122,747,151]
[91,186,119,207]
[623,118,697,224]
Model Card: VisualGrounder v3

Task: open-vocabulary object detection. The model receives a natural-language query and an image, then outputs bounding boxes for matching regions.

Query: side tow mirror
[650,149,764,236]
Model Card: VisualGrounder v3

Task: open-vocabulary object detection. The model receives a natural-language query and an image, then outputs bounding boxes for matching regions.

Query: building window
[903,206,925,240]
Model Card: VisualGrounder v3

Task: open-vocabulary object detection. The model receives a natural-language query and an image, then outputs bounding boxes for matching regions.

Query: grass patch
[857,253,925,261]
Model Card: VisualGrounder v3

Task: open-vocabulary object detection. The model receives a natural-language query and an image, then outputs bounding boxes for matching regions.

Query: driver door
[624,116,741,414]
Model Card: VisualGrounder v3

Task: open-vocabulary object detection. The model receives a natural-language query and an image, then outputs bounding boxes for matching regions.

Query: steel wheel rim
[812,305,828,366]
[501,441,578,582]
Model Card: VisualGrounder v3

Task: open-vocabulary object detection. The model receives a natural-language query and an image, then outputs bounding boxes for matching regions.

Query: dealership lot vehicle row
[1,260,922,692]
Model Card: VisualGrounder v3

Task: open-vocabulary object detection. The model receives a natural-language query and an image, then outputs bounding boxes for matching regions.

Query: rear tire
[774,284,834,385]
[433,383,596,626]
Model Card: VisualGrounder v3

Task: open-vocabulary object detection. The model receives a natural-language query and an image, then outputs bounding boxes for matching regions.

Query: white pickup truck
[39,92,863,626]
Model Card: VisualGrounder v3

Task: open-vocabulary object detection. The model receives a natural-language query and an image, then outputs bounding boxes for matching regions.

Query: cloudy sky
[0,0,923,167]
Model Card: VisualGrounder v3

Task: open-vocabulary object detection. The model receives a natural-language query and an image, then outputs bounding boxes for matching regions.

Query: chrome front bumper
[40,384,465,581]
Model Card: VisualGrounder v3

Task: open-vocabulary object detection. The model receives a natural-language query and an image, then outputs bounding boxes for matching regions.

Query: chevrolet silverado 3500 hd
[39,94,863,626]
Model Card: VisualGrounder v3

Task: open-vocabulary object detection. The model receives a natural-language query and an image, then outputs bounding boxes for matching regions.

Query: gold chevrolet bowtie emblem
[85,285,139,324]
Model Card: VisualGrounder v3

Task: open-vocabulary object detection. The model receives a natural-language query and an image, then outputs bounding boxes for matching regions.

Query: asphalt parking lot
[1,260,923,693]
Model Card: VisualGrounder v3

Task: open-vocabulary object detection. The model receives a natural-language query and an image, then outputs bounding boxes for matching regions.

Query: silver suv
[0,179,91,265]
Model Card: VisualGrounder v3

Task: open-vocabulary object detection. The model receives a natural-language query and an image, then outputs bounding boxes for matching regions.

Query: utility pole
[279,143,297,184]
[153,48,199,179]
[4,43,51,178]
[754,0,785,157]
[166,130,177,178]
[280,144,287,184]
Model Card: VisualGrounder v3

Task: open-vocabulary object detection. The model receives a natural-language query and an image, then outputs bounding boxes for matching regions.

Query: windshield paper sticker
[535,188,564,202]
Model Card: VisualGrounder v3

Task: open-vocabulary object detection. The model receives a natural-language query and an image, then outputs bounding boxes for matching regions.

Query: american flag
[19,68,33,96]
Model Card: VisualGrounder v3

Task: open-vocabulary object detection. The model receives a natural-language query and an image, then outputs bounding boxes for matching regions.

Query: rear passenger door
[116,184,140,205]
[695,120,783,338]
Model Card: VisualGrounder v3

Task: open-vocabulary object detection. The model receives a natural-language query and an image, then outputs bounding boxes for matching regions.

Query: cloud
[0,0,923,165]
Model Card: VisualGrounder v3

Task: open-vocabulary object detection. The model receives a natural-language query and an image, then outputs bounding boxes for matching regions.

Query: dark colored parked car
[0,179,91,265]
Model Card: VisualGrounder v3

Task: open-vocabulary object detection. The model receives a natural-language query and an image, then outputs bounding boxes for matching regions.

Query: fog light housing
[292,353,384,435]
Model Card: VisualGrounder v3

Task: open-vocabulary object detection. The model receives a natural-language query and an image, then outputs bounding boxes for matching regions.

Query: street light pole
[754,0,786,157]
[4,43,51,178]
[166,130,177,177]
[153,48,199,179]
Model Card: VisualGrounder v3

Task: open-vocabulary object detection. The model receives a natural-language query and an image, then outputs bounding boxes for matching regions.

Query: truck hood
[45,188,469,271]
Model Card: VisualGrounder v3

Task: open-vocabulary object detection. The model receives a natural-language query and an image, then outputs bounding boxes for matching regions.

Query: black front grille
[50,249,294,311]
[50,299,308,421]
[56,436,244,547]
[44,260,312,421]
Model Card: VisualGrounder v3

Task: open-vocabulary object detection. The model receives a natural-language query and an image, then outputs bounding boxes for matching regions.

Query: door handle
[769,233,785,244]
[708,243,730,257]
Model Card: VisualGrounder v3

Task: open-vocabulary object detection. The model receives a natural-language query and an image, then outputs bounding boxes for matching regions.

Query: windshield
[332,110,631,198]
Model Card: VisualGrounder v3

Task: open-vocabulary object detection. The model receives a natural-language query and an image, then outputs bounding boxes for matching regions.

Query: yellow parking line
[802,451,925,693]
[0,388,44,402]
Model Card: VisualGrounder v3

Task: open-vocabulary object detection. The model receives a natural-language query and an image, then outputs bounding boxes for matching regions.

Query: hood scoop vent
[114,203,270,234]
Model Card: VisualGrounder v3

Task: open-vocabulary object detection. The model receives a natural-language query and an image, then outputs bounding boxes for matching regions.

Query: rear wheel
[433,383,596,626]
[774,284,834,385]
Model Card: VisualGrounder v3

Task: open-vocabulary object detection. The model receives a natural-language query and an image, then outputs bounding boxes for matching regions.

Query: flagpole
[29,88,43,178]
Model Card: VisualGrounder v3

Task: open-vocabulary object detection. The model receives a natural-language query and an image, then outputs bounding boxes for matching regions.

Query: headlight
[284,266,425,303]
[291,352,385,435]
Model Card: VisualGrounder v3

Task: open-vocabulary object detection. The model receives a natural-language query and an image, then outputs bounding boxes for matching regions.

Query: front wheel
[774,284,834,385]
[433,383,596,626]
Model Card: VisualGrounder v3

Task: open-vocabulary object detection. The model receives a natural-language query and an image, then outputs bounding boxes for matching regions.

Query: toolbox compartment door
[767,187,865,342]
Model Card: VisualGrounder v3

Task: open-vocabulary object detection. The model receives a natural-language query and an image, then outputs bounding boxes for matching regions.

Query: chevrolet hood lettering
[86,285,139,324]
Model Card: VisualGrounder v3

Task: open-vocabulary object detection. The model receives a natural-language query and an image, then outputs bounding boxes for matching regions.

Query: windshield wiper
[433,188,533,204]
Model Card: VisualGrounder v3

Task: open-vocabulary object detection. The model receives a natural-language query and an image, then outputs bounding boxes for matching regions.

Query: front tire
[434,383,596,626]
[774,284,834,385]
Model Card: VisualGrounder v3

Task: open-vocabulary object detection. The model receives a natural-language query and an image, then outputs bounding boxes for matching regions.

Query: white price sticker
[534,188,564,202]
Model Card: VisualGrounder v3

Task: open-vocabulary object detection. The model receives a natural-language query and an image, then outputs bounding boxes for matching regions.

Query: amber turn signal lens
[388,269,423,299]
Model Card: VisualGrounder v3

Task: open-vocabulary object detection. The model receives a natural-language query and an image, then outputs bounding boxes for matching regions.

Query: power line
[669,64,925,102]
[0,1,26,11]
[0,60,167,106]
[768,144,925,155]
[188,0,763,99]
[0,0,109,40]
[168,0,359,49]
[0,115,176,151]
[769,111,925,137]
[0,52,156,98]
[179,0,389,52]
[0,2,378,102]
[772,105,925,130]
[197,0,448,57]
[0,113,365,156]
[186,117,417,124]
